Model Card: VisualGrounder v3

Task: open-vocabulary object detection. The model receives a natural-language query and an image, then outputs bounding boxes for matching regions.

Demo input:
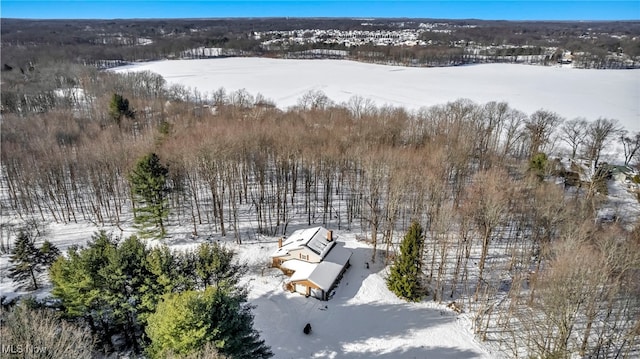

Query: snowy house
[610,165,635,183]
[271,227,351,300]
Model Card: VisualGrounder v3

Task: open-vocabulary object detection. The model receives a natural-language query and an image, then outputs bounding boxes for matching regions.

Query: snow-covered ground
[114,58,640,132]
[0,218,493,358]
[3,58,638,357]
[600,179,640,228]
[238,233,492,359]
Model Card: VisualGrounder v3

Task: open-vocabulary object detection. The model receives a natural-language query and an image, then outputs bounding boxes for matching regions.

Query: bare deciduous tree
[297,89,333,111]
[560,118,588,159]
[524,110,564,157]
[620,130,640,166]
[462,168,511,298]
[0,302,95,358]
[583,118,622,167]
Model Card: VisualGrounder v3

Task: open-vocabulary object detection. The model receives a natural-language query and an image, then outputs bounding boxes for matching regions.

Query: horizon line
[3,16,639,22]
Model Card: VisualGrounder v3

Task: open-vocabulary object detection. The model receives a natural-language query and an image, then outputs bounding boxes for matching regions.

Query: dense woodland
[1,18,639,70]
[1,60,639,357]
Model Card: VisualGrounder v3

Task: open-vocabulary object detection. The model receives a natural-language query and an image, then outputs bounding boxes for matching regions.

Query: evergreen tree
[146,286,272,359]
[109,93,135,126]
[49,232,249,353]
[9,231,60,290]
[9,231,40,290]
[195,243,245,289]
[387,221,425,301]
[50,232,156,350]
[51,231,118,347]
[129,153,170,238]
[529,152,548,181]
[39,239,61,267]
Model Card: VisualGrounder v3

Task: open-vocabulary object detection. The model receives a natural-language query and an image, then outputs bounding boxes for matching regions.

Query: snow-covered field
[115,58,640,132]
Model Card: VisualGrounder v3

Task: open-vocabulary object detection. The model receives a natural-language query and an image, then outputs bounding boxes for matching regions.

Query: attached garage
[284,245,352,301]
[295,284,308,295]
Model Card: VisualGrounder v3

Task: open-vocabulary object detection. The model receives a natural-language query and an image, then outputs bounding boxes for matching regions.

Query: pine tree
[109,93,135,126]
[39,240,61,267]
[387,221,424,301]
[146,286,272,359]
[50,231,119,345]
[50,231,260,353]
[9,231,40,290]
[9,232,60,290]
[528,152,548,181]
[50,232,157,350]
[195,243,245,289]
[129,153,170,238]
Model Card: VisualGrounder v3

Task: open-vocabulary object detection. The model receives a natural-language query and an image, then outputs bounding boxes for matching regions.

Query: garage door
[310,288,324,300]
[295,284,307,295]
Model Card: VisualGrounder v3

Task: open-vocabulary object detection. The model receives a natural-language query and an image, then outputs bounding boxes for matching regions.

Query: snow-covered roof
[307,245,352,291]
[271,227,335,259]
[282,244,352,291]
[281,259,316,282]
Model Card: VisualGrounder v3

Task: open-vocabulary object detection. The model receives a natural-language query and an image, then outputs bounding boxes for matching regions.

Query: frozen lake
[116,58,640,132]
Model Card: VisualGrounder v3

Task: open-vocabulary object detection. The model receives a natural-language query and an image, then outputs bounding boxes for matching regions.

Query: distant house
[560,51,574,64]
[610,165,635,183]
[271,227,351,301]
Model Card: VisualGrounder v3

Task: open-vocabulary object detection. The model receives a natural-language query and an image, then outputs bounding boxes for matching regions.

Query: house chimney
[278,238,283,248]
[327,230,333,242]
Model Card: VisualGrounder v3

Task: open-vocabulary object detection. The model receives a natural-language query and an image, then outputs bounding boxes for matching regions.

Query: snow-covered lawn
[238,233,492,359]
[114,58,640,132]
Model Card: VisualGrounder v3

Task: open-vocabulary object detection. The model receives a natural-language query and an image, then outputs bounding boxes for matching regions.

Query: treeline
[1,18,638,70]
[2,69,639,357]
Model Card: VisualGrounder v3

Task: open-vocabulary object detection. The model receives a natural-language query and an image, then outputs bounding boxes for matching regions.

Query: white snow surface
[307,244,351,291]
[239,233,493,359]
[0,221,493,358]
[114,58,640,132]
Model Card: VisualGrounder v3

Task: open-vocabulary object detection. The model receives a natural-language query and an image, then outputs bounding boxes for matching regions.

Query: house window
[300,254,308,260]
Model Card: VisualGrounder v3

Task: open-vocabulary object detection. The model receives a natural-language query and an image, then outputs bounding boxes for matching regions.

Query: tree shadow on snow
[252,290,484,359]
[251,245,487,359]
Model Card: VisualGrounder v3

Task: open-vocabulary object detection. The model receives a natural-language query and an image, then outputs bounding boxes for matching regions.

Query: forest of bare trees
[1,65,639,357]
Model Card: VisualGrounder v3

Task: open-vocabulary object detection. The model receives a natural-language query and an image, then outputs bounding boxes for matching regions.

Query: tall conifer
[129,153,170,238]
[387,221,424,301]
[9,231,60,290]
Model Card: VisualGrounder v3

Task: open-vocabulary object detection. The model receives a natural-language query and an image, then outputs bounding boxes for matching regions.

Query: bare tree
[297,89,333,110]
[524,110,564,157]
[560,118,588,159]
[508,226,640,359]
[583,118,622,167]
[346,95,376,120]
[0,302,95,358]
[461,168,511,298]
[475,101,509,169]
[620,130,640,166]
[501,108,526,159]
